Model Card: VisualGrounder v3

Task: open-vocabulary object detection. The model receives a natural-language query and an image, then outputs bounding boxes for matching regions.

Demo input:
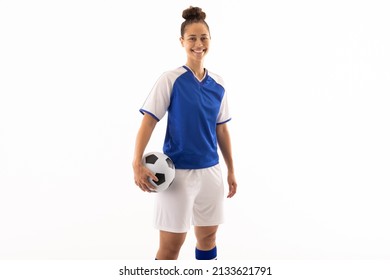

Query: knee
[157,242,183,260]
[157,234,186,260]
[197,232,217,250]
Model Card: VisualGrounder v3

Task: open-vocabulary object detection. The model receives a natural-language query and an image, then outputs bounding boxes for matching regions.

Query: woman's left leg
[194,225,219,260]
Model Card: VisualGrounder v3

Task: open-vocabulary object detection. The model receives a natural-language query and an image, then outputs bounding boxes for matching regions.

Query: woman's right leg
[156,230,187,260]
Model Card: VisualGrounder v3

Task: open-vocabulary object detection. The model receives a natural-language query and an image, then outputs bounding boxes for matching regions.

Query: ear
[180,37,184,47]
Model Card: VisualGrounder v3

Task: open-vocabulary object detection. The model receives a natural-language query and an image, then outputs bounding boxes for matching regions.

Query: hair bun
[182,6,206,21]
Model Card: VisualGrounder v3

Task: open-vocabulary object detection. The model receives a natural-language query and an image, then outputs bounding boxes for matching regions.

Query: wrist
[132,159,143,168]
[227,168,235,174]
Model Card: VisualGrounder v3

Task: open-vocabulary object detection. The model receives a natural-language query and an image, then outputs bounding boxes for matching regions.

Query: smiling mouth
[192,49,205,54]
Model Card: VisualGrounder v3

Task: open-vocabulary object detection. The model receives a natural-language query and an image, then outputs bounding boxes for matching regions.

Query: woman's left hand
[226,172,237,198]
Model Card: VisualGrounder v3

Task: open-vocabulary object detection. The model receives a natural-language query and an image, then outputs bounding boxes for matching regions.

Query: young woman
[132,6,237,260]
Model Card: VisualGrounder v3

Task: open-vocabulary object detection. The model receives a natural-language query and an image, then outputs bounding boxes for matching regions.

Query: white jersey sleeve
[209,71,231,124]
[217,91,231,124]
[140,67,186,121]
[140,72,172,121]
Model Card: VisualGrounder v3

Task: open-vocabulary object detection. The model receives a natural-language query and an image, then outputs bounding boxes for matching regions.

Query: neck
[186,61,205,80]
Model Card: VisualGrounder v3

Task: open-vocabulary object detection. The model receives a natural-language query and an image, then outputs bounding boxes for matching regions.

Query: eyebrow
[187,34,209,37]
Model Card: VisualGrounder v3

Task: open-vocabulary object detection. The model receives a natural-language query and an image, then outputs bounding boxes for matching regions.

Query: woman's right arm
[132,114,159,192]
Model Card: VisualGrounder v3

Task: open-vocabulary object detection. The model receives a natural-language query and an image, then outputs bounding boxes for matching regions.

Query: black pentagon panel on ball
[166,158,174,169]
[153,173,166,185]
[145,154,158,164]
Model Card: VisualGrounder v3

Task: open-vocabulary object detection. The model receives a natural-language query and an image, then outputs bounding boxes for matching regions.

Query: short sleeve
[217,91,231,124]
[140,72,172,121]
[208,71,232,125]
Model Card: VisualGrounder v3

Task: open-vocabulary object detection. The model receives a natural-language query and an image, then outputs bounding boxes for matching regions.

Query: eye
[188,37,196,41]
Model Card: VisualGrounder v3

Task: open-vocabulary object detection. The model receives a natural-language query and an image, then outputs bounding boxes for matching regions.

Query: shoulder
[159,66,188,83]
[207,70,225,87]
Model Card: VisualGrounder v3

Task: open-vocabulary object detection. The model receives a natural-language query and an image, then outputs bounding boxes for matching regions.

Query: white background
[1,0,389,261]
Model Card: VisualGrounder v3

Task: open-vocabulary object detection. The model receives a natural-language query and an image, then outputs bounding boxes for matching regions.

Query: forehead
[183,22,209,36]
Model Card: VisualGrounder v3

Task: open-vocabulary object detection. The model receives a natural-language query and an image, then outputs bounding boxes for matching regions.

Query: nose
[196,39,203,47]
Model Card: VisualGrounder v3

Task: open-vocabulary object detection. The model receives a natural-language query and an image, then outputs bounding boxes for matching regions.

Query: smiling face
[180,22,210,64]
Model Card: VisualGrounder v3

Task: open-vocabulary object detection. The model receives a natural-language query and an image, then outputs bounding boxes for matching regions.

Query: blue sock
[195,246,217,260]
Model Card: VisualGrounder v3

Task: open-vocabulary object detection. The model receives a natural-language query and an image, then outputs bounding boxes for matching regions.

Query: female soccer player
[132,6,237,260]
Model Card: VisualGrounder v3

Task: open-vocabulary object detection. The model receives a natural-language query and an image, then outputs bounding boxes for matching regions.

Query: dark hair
[180,6,210,37]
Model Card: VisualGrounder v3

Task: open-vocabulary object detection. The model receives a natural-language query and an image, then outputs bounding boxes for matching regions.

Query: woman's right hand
[133,161,158,192]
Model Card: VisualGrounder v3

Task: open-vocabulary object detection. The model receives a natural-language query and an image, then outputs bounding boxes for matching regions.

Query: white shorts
[153,164,225,233]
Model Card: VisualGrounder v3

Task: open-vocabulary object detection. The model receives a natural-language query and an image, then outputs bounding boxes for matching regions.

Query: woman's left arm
[216,123,237,198]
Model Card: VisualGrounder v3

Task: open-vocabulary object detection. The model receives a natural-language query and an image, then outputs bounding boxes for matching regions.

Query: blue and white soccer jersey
[140,65,231,169]
[140,65,231,232]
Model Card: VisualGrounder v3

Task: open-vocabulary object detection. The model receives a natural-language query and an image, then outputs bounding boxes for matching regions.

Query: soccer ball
[142,151,175,192]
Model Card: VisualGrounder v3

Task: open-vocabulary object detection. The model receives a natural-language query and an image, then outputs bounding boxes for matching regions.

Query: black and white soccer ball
[142,151,175,192]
